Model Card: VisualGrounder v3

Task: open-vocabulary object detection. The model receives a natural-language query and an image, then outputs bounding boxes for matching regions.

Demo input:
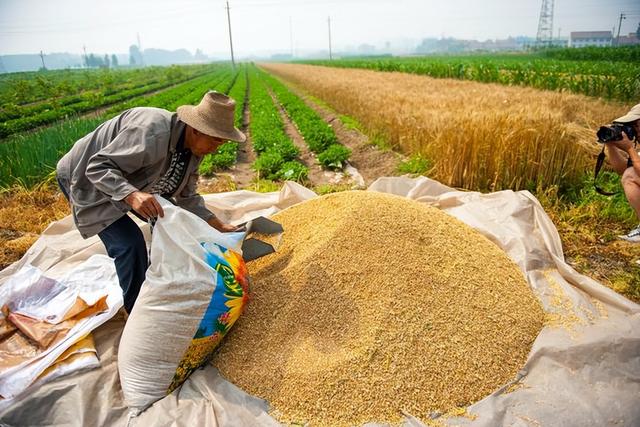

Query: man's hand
[207,216,241,233]
[124,191,164,220]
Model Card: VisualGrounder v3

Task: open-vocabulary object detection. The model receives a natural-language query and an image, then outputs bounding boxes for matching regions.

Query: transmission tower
[536,0,554,47]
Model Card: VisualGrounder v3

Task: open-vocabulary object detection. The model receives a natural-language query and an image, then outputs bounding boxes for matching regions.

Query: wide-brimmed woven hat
[177,91,246,142]
[614,103,640,124]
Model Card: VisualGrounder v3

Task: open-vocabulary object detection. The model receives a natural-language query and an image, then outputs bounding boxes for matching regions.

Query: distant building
[617,32,640,46]
[569,31,612,48]
[552,38,569,48]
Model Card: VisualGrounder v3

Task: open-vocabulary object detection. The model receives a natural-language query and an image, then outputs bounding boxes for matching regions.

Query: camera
[596,123,637,143]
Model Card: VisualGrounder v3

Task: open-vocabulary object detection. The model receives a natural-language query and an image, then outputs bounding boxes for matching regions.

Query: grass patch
[369,133,393,151]
[539,172,640,303]
[610,271,640,302]
[339,114,362,131]
[247,179,281,193]
[397,155,432,175]
[307,95,335,112]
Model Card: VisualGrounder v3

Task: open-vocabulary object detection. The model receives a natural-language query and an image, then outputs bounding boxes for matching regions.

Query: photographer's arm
[606,144,629,175]
[625,147,640,177]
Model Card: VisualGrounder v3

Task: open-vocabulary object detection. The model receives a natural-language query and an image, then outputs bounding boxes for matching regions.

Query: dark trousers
[57,178,147,313]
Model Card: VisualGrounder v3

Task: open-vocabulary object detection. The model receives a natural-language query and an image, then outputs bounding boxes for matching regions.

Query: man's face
[186,126,227,156]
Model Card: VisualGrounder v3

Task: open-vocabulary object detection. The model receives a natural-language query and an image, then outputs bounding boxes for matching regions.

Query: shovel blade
[242,238,276,262]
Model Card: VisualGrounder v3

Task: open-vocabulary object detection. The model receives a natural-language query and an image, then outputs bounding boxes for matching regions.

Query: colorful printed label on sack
[167,243,249,394]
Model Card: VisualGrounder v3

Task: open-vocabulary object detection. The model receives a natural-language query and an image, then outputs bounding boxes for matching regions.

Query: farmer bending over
[56,91,246,313]
[605,103,640,242]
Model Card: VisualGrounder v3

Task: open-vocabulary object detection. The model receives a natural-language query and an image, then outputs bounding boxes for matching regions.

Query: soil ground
[282,84,404,186]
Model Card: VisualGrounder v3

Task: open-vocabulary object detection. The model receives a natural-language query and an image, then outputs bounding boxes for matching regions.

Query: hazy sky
[1,0,639,57]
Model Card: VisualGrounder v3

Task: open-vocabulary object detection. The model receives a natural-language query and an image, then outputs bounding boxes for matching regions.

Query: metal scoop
[238,216,283,262]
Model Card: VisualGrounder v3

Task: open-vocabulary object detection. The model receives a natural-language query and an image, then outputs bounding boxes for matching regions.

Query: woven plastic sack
[118,197,249,414]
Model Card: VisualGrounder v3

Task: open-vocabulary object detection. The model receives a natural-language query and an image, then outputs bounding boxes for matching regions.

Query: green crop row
[1,73,171,122]
[0,64,209,107]
[258,67,351,170]
[102,68,228,117]
[200,65,249,176]
[0,65,237,188]
[538,45,640,63]
[0,65,224,138]
[246,65,307,182]
[301,52,640,102]
[0,117,105,189]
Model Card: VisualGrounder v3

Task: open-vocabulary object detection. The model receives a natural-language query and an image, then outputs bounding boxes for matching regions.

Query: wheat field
[261,63,629,192]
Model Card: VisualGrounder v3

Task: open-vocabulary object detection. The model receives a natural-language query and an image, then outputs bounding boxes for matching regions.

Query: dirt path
[267,89,343,188]
[263,72,404,187]
[230,95,257,188]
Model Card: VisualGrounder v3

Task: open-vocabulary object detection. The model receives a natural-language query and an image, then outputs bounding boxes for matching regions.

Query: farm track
[266,88,332,187]
[233,96,257,186]
[275,78,404,186]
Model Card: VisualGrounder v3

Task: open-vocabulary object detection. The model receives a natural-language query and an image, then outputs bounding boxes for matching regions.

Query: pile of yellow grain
[212,191,544,426]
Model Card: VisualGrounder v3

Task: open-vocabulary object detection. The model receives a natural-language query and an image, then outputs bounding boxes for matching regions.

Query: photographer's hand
[608,133,635,152]
[626,144,640,177]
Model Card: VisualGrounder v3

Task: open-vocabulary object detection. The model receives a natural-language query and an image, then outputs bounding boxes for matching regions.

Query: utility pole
[226,0,236,69]
[82,45,88,68]
[616,13,626,46]
[39,50,46,70]
[328,16,333,60]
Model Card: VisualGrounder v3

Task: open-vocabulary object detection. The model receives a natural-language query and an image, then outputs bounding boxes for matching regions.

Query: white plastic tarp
[0,177,638,427]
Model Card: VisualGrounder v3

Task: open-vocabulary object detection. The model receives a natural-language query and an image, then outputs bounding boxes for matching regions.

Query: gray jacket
[56,107,214,239]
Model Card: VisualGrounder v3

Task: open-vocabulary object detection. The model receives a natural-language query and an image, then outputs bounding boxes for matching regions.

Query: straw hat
[614,103,640,124]
[177,91,246,142]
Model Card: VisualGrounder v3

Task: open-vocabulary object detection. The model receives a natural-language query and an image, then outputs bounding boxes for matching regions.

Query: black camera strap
[594,145,616,196]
